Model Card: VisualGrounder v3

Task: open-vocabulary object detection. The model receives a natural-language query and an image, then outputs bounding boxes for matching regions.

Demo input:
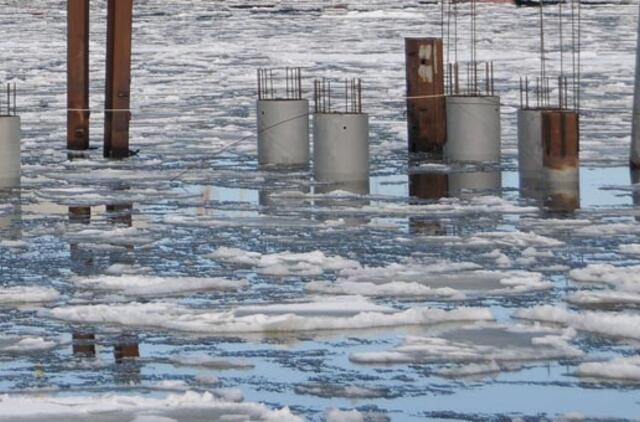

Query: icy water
[1,0,640,421]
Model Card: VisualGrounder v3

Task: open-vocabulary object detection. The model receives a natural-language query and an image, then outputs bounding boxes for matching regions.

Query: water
[1,1,640,420]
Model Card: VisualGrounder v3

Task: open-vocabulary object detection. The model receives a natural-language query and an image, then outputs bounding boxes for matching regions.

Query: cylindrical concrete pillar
[444,96,501,163]
[0,116,21,189]
[257,99,309,167]
[518,109,544,193]
[313,113,369,185]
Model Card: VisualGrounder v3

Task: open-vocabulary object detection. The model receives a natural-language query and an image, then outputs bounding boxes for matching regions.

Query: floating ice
[0,286,60,304]
[325,409,365,422]
[350,323,582,373]
[0,391,302,422]
[309,262,552,300]
[568,264,640,305]
[171,354,255,370]
[65,227,154,247]
[516,306,640,340]
[0,335,56,353]
[209,247,361,276]
[71,275,248,296]
[47,296,492,334]
[577,356,640,382]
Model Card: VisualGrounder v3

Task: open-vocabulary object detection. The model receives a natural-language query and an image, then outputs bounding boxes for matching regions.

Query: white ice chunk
[209,247,361,276]
[516,306,640,340]
[577,356,640,382]
[350,323,582,371]
[48,297,492,334]
[71,275,247,296]
[0,286,60,304]
[0,391,302,422]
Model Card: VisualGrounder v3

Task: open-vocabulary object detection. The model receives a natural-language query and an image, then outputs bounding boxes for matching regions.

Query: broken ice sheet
[515,306,640,340]
[577,356,640,383]
[568,264,640,307]
[208,247,360,276]
[46,296,492,335]
[0,286,60,304]
[0,391,302,422]
[307,260,552,300]
[70,275,248,297]
[349,322,583,378]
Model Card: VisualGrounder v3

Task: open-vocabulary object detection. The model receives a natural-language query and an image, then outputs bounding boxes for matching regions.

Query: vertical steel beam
[405,38,446,154]
[67,0,90,150]
[104,0,134,159]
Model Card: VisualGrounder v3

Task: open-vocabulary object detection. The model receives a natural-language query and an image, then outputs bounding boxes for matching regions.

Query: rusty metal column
[104,0,134,159]
[542,110,580,211]
[67,0,90,150]
[405,38,446,154]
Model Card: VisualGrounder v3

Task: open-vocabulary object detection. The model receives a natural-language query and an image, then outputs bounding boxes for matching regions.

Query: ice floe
[576,356,640,383]
[0,391,301,422]
[0,286,60,304]
[516,306,640,340]
[307,262,552,300]
[47,296,492,334]
[71,275,247,296]
[171,354,255,370]
[350,323,583,373]
[0,335,56,353]
[209,247,361,276]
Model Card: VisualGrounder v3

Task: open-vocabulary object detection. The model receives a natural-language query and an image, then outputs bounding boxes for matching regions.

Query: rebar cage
[257,67,303,101]
[314,78,363,114]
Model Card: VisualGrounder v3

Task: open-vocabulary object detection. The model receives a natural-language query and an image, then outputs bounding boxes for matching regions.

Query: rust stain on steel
[104,0,134,159]
[405,38,446,154]
[542,110,579,171]
[67,0,90,150]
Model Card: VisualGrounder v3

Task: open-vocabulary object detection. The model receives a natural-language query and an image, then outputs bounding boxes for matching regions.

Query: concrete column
[313,113,369,186]
[518,109,544,193]
[445,96,501,163]
[405,38,446,154]
[0,116,21,189]
[257,99,309,167]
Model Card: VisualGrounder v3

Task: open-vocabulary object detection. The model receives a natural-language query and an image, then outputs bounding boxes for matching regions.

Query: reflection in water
[448,171,501,199]
[631,169,640,210]
[314,179,370,226]
[72,333,96,357]
[409,173,448,236]
[408,170,501,235]
[0,191,21,241]
[68,199,141,382]
[520,169,581,215]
